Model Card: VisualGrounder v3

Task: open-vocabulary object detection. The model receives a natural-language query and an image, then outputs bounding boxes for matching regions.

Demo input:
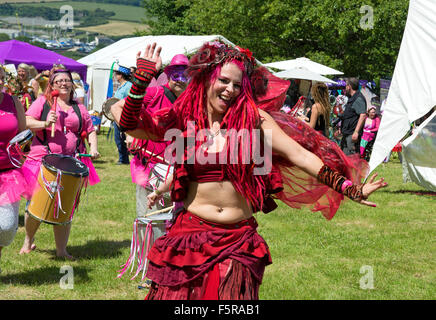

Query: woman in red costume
[112,42,387,300]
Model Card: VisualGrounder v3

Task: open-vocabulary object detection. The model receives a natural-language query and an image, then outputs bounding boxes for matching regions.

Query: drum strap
[6,143,24,168]
[163,86,177,104]
[38,101,83,154]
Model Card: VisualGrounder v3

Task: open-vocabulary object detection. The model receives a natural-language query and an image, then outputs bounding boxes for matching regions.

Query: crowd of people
[0,41,388,299]
[287,77,382,161]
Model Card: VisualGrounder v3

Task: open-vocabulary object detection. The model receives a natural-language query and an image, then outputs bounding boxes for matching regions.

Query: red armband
[119,59,157,131]
[317,165,367,201]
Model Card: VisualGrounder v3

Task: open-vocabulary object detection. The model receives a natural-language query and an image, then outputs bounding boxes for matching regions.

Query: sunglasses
[54,79,73,85]
[50,69,73,84]
[166,65,188,82]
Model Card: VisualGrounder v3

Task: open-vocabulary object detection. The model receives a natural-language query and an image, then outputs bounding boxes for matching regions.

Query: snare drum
[7,129,33,168]
[118,208,174,281]
[27,154,89,225]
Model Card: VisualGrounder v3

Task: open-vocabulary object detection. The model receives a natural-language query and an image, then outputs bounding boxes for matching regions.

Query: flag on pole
[106,61,116,99]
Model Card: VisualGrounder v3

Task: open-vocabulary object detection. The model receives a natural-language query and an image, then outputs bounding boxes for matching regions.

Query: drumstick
[143,149,166,163]
[144,205,175,217]
[51,90,59,138]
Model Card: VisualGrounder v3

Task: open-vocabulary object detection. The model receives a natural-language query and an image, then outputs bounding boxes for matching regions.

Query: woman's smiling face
[51,72,73,96]
[206,62,243,116]
[17,67,28,81]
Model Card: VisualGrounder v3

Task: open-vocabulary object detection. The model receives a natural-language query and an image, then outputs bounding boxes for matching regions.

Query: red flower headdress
[188,42,266,94]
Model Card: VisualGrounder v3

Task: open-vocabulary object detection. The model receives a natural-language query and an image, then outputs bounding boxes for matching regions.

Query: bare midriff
[184,181,253,224]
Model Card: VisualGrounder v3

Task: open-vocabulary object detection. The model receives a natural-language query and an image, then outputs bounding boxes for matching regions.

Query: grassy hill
[77,20,148,37]
[18,1,147,23]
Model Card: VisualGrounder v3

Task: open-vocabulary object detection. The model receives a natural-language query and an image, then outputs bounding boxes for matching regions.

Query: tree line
[137,0,410,86]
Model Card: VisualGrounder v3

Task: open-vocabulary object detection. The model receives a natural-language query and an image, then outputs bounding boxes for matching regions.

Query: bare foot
[19,240,36,254]
[56,252,75,261]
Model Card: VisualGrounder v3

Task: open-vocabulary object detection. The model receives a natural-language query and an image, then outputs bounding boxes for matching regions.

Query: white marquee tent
[274,68,337,84]
[264,57,343,76]
[78,35,239,112]
[369,0,436,190]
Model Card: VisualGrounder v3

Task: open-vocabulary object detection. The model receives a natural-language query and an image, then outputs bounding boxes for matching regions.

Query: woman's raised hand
[357,173,388,207]
[136,43,162,73]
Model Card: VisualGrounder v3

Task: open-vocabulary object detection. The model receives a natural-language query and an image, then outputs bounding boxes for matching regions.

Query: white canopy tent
[368,0,436,191]
[401,110,436,191]
[78,35,239,112]
[265,57,343,76]
[274,67,337,84]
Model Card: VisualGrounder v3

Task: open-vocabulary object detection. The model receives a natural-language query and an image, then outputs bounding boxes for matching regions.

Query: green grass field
[22,1,147,23]
[0,131,434,300]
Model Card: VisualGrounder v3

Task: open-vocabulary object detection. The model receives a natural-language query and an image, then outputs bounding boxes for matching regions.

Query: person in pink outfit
[0,66,32,272]
[19,67,100,260]
[128,54,189,219]
[360,107,380,159]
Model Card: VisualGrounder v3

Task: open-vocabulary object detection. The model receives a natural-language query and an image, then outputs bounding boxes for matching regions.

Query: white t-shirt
[74,87,88,107]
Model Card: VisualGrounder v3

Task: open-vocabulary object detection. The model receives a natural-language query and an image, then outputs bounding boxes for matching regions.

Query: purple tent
[0,40,87,82]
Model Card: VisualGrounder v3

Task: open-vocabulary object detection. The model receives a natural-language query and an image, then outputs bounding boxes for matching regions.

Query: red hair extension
[179,73,265,208]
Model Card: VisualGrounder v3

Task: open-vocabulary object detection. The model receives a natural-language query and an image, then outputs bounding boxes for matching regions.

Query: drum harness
[37,100,84,155]
[36,101,87,220]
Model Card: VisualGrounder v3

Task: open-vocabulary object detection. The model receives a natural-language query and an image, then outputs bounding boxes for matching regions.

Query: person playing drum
[116,54,189,285]
[19,67,101,260]
[112,42,387,300]
[0,65,33,272]
[121,54,189,219]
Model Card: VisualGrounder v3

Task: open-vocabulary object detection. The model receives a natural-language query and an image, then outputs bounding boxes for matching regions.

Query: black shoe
[116,161,129,165]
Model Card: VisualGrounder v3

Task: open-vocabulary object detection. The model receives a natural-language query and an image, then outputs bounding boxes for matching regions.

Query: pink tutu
[79,156,100,186]
[130,156,152,188]
[20,159,43,192]
[0,167,33,206]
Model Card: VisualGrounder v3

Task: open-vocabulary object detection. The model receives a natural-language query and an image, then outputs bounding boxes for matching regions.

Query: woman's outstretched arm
[259,109,387,207]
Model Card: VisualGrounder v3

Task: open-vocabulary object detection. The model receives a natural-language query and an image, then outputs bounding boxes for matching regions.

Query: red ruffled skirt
[145,210,272,300]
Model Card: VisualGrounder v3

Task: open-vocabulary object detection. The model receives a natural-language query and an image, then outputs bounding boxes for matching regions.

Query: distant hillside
[16,1,147,23]
[2,0,142,4]
[0,3,116,27]
[69,0,143,6]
